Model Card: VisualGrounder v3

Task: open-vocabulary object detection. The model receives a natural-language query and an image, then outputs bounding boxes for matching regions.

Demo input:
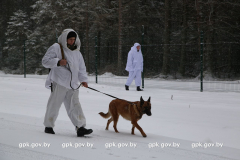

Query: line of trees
[0,0,240,79]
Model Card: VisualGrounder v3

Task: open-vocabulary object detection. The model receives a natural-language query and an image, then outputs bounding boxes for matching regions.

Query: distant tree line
[0,0,239,79]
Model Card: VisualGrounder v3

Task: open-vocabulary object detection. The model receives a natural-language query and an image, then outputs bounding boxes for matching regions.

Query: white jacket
[42,29,88,89]
[125,43,143,72]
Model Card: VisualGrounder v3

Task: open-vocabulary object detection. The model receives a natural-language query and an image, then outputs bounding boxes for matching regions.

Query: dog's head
[140,96,152,116]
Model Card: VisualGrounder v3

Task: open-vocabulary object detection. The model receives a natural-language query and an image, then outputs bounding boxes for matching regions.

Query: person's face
[67,37,76,46]
[137,45,141,50]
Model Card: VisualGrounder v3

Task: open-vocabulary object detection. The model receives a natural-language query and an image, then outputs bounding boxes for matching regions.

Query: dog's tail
[99,111,111,119]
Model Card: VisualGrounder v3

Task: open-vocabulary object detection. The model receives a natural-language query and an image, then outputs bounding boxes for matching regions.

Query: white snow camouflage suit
[125,43,143,87]
[42,29,88,128]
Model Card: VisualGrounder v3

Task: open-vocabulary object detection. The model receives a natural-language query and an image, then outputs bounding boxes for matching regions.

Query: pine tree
[29,0,88,73]
[3,9,31,73]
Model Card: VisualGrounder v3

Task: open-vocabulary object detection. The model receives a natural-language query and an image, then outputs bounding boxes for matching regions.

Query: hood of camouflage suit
[58,29,81,51]
[130,43,141,53]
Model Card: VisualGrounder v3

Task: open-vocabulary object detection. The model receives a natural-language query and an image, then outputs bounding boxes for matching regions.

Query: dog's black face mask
[144,106,152,116]
[140,96,152,116]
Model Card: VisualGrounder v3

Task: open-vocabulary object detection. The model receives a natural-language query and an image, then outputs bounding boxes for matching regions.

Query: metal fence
[1,32,240,93]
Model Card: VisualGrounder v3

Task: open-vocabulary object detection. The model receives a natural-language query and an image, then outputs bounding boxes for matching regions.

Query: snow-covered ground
[0,72,240,160]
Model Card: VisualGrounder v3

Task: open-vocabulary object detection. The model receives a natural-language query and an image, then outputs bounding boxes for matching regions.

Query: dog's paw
[142,134,147,138]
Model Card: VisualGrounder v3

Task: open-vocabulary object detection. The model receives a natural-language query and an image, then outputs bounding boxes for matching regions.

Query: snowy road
[0,73,240,159]
[1,113,239,160]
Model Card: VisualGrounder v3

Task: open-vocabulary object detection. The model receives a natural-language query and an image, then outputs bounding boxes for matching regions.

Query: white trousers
[125,70,142,87]
[44,82,86,128]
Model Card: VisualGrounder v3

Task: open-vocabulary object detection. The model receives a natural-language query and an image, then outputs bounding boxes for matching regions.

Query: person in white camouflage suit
[42,29,92,137]
[125,43,143,91]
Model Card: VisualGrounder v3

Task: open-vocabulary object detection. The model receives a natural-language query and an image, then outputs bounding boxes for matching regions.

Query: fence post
[142,25,144,89]
[200,31,203,92]
[95,36,98,83]
[24,40,26,78]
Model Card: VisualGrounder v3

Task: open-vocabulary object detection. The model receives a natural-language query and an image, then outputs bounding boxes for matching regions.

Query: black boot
[77,127,93,137]
[45,127,55,134]
[136,86,143,91]
[125,85,129,91]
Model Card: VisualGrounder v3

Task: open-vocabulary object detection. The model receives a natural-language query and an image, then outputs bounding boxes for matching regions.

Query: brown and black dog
[99,96,151,137]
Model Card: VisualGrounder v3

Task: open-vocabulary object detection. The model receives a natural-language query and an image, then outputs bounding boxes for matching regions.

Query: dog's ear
[140,96,144,106]
[147,97,151,102]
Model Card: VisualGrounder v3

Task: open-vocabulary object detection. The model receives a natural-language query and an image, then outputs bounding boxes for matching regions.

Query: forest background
[0,0,239,79]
